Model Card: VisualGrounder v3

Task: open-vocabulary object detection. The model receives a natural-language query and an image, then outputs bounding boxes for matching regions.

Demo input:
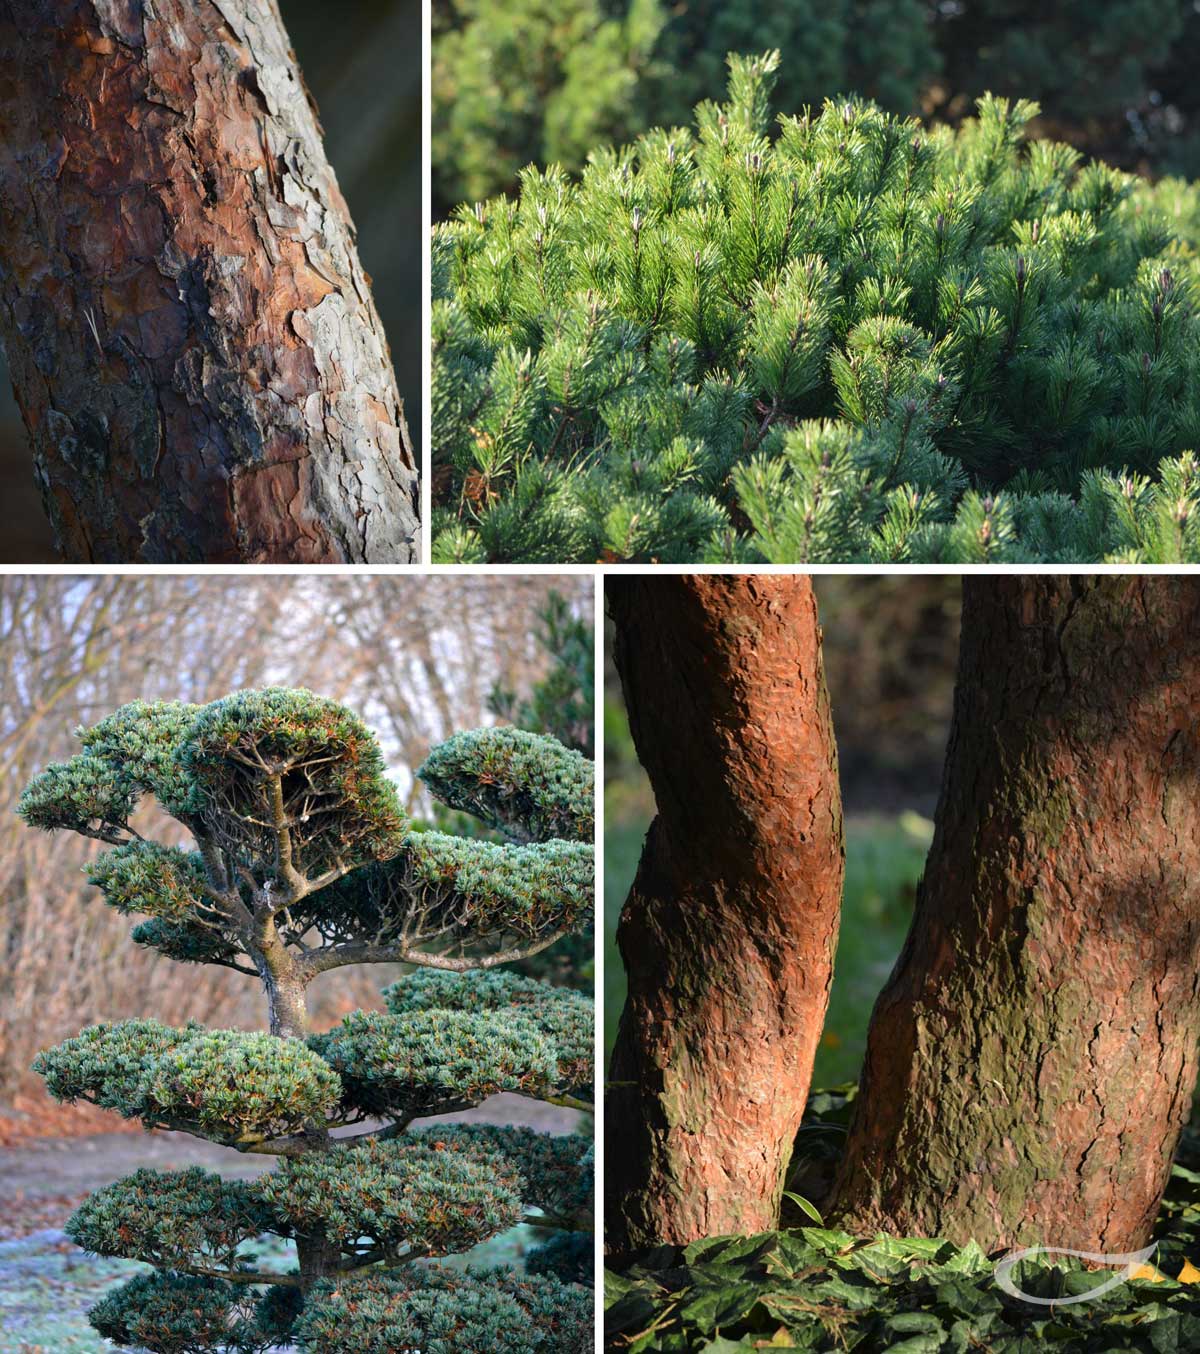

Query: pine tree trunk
[297,1232,342,1286]
[0,0,419,563]
[264,969,310,1043]
[261,933,339,1287]
[831,577,1200,1254]
[606,576,844,1255]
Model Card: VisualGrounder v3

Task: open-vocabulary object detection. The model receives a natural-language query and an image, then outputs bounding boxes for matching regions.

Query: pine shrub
[432,52,1200,563]
[22,688,594,1354]
[295,1264,592,1354]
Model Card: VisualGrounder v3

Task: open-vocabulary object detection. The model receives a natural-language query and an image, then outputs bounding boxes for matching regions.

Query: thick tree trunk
[257,924,310,1042]
[263,968,310,1043]
[832,577,1200,1254]
[606,575,844,1255]
[0,0,418,563]
[259,928,341,1285]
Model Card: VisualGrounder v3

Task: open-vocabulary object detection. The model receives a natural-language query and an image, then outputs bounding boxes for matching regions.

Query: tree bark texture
[0,0,419,563]
[832,577,1200,1254]
[606,575,845,1255]
[262,965,309,1042]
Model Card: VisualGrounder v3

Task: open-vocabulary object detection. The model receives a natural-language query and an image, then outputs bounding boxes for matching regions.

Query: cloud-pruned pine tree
[21,688,594,1354]
[432,51,1200,564]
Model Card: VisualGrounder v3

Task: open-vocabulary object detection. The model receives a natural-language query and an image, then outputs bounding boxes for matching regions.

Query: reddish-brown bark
[606,575,845,1255]
[0,0,418,563]
[832,577,1200,1253]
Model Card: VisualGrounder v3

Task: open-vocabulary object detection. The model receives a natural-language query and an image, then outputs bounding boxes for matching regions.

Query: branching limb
[304,929,569,977]
[268,772,309,899]
[539,1093,593,1113]
[171,1262,302,1289]
[235,1117,381,1158]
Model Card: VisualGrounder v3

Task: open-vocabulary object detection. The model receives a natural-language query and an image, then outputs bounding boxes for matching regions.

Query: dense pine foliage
[432,53,1200,563]
[22,688,594,1353]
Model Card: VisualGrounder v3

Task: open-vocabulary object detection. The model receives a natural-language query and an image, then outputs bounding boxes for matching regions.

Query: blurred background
[433,0,1200,218]
[0,0,421,563]
[604,575,962,1087]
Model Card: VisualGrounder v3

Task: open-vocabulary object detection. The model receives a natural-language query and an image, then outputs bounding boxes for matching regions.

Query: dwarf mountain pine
[432,51,1200,564]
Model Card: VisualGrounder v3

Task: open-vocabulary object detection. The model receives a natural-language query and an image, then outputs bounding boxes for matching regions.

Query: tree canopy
[23,686,595,1353]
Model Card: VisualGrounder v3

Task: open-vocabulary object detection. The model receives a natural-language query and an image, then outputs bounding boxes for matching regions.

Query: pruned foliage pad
[433,51,1200,563]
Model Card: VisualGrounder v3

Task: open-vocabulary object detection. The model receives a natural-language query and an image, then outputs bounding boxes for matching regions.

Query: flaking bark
[0,0,419,563]
[832,577,1200,1253]
[606,575,845,1255]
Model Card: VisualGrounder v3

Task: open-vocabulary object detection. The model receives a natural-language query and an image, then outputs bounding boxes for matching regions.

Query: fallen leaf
[1130,1263,1165,1282]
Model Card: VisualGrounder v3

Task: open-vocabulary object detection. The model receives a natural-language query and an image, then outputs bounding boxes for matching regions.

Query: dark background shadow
[0,0,421,562]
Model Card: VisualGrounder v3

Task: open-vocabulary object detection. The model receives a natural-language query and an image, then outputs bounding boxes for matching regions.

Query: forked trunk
[606,575,845,1255]
[0,0,418,563]
[831,577,1200,1253]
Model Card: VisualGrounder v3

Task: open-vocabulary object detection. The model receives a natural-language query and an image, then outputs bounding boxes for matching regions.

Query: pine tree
[432,51,1200,564]
[21,689,593,1353]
